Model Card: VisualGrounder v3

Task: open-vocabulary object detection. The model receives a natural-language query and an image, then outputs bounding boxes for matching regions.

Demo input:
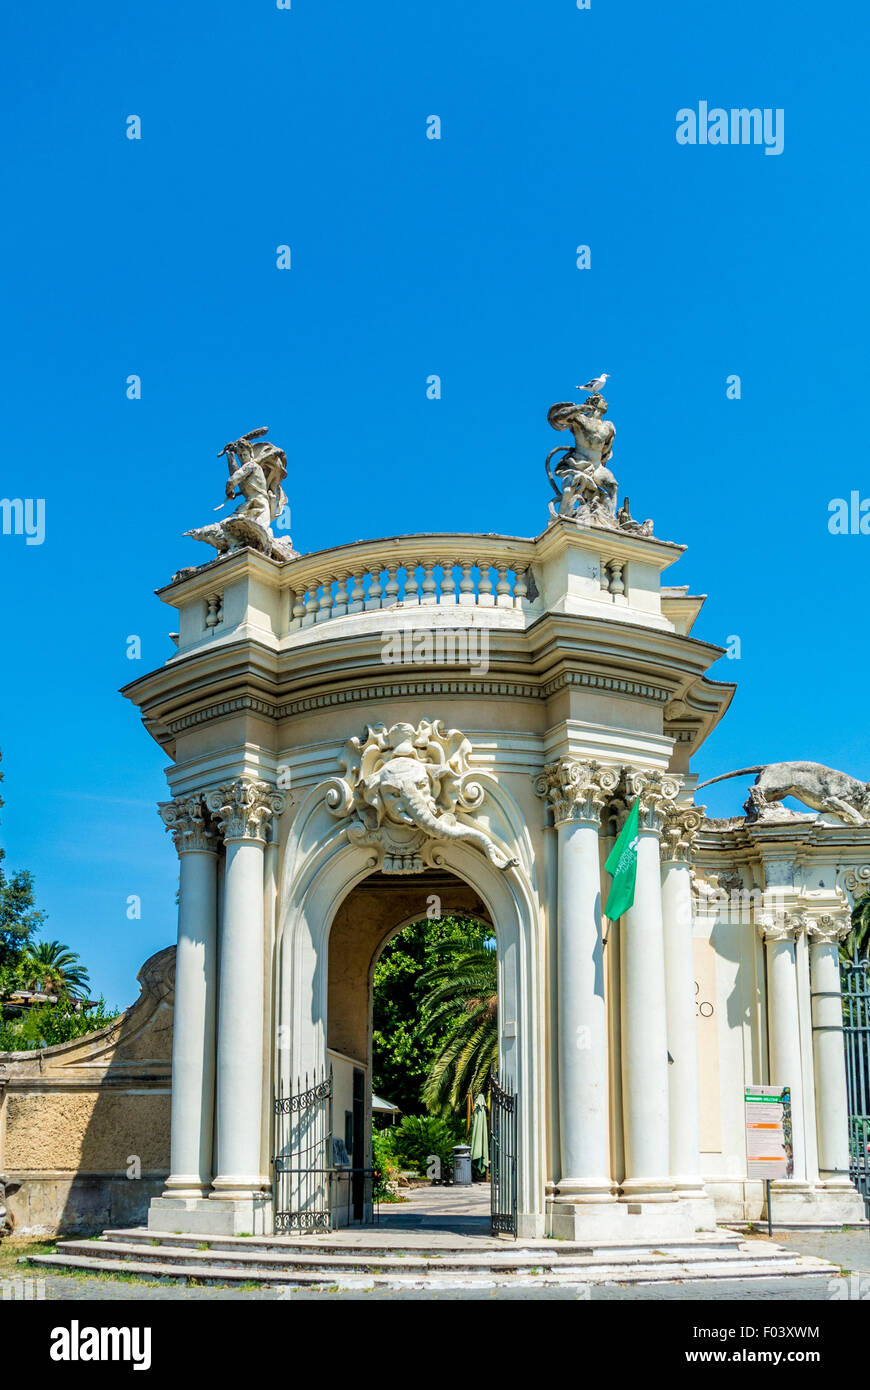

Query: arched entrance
[328,869,495,1230]
[274,787,545,1237]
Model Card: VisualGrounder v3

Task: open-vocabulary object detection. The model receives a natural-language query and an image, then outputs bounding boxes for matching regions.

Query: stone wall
[0,946,174,1236]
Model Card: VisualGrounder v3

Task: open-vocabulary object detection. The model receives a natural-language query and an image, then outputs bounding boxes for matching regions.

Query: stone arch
[274,779,546,1229]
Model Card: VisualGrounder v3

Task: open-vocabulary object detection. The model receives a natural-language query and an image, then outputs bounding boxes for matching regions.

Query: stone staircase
[28,1227,839,1290]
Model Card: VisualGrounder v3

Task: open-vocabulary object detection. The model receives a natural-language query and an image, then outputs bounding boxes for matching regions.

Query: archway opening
[326,868,498,1233]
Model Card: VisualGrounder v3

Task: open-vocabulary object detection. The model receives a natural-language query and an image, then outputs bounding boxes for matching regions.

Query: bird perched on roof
[576,373,610,395]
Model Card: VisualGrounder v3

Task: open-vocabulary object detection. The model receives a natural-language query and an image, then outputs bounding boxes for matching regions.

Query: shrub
[0,997,120,1052]
[391,1114,465,1178]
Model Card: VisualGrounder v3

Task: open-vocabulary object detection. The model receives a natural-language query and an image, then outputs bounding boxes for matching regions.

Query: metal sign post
[745,1084,792,1236]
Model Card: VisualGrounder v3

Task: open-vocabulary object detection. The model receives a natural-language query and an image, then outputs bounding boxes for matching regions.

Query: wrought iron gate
[843,956,870,1215]
[273,1069,333,1233]
[490,1071,518,1237]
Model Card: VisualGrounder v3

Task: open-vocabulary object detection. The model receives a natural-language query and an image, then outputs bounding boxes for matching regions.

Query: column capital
[534,758,620,826]
[159,793,218,855]
[660,805,704,863]
[807,911,851,945]
[206,778,285,843]
[622,768,683,834]
[756,911,806,944]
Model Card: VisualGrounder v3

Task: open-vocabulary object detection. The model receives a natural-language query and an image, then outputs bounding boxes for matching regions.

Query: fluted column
[758,911,809,1186]
[620,770,681,1202]
[808,913,853,1188]
[206,778,285,1201]
[158,794,219,1197]
[536,760,620,1201]
[660,806,707,1203]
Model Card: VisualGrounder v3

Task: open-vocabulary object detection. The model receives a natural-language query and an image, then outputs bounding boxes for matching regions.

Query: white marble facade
[124,522,867,1238]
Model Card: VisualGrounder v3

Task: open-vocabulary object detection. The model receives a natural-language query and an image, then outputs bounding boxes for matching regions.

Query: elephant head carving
[325,720,518,874]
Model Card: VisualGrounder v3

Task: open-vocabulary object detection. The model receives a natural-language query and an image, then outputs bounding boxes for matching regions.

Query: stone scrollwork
[159,794,219,854]
[324,719,518,875]
[842,864,870,903]
[660,805,704,863]
[533,758,620,826]
[622,768,683,834]
[807,912,851,945]
[756,912,806,944]
[205,778,286,843]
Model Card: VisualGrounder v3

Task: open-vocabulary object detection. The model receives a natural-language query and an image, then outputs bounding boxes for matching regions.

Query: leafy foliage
[371,914,493,1115]
[841,892,870,964]
[0,996,119,1053]
[389,1113,465,1176]
[420,942,498,1115]
[17,940,90,999]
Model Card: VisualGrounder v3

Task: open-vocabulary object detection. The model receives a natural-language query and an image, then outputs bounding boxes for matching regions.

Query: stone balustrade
[281,536,542,633]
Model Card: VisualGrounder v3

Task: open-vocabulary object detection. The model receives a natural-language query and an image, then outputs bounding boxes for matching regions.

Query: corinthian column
[158,793,218,1197]
[536,760,620,1203]
[758,911,809,1188]
[206,778,285,1201]
[620,770,681,1203]
[660,806,708,1208]
[808,913,853,1189]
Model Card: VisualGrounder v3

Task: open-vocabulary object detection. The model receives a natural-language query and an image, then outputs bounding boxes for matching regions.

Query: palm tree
[841,893,870,965]
[22,940,90,999]
[420,940,497,1115]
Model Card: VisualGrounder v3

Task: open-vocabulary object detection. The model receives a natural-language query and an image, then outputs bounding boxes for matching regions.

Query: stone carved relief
[661,805,704,862]
[622,768,683,833]
[842,864,870,903]
[697,761,870,826]
[533,758,620,825]
[205,779,285,843]
[184,427,299,564]
[158,794,219,854]
[545,389,654,535]
[325,719,517,875]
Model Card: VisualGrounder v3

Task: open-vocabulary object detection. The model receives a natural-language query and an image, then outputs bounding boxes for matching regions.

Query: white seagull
[576,372,610,394]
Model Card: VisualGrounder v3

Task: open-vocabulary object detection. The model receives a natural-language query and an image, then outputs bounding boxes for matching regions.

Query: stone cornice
[534,758,621,826]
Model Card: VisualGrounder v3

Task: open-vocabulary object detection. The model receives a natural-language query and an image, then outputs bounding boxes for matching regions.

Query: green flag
[604,798,640,920]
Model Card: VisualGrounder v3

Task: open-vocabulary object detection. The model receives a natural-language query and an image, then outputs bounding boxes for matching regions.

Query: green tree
[0,753,46,974]
[371,915,492,1116]
[841,892,870,964]
[20,939,90,1000]
[420,941,498,1115]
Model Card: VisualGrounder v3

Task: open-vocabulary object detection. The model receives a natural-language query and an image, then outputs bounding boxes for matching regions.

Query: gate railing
[273,1069,333,1233]
[490,1070,518,1238]
[843,957,870,1214]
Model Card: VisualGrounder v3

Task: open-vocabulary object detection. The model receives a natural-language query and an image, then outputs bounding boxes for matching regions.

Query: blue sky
[1,0,868,1005]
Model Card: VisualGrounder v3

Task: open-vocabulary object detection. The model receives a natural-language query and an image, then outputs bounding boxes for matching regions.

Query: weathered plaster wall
[0,946,174,1236]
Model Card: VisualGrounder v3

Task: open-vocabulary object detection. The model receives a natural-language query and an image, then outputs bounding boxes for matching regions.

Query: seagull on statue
[576,373,610,394]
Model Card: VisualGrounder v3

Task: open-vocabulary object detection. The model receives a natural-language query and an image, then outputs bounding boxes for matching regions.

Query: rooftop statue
[697,761,870,826]
[546,378,653,536]
[184,427,299,562]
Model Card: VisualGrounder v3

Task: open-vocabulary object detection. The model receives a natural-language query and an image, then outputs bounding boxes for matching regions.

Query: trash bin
[452,1144,472,1186]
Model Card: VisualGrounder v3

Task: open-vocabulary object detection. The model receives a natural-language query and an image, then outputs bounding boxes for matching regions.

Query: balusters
[349,572,365,614]
[383,565,400,608]
[440,560,457,605]
[302,583,320,627]
[403,562,420,606]
[365,567,383,611]
[478,563,494,607]
[458,562,475,607]
[332,572,350,618]
[420,562,437,606]
[316,576,334,622]
[495,564,512,608]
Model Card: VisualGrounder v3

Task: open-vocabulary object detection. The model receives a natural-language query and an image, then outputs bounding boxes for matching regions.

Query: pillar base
[619,1177,677,1204]
[762,1178,866,1226]
[546,1194,696,1241]
[162,1177,212,1200]
[553,1177,616,1204]
[147,1194,272,1236]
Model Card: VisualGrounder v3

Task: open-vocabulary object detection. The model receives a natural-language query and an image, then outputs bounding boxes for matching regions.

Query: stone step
[51,1236,807,1276]
[98,1225,749,1260]
[27,1248,837,1289]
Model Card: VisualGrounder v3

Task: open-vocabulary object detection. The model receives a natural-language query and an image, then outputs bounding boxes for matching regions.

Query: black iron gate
[273,1069,333,1233]
[490,1071,518,1237]
[843,956,870,1215]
